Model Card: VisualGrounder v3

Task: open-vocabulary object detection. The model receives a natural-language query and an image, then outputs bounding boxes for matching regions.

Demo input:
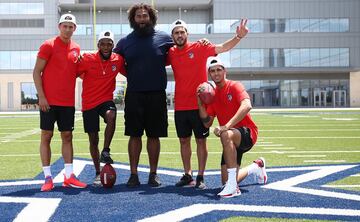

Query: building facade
[0,0,359,110]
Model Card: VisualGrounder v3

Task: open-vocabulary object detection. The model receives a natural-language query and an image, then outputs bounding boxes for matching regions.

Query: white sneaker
[93,174,101,187]
[217,183,241,198]
[253,157,268,185]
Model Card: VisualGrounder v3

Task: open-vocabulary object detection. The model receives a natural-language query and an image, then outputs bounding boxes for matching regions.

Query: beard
[134,22,154,36]
[175,37,187,47]
[99,51,111,60]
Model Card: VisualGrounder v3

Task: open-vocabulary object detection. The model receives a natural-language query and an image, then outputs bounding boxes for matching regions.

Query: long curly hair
[128,3,157,29]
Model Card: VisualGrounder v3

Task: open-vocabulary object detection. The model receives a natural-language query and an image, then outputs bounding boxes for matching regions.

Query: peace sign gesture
[235,19,248,39]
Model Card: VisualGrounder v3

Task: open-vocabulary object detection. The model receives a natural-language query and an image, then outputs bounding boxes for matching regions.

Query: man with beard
[113,3,173,187]
[77,31,126,185]
[168,19,248,189]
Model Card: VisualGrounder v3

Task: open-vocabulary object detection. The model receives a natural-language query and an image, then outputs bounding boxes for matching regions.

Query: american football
[198,81,215,105]
[100,163,116,188]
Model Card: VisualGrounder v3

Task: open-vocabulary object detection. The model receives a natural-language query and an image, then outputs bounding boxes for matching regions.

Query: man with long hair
[113,3,173,188]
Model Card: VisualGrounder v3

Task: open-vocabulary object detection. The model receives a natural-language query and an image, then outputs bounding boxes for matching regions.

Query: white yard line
[322,185,360,188]
[304,160,346,163]
[351,174,360,177]
[256,144,283,147]
[288,155,327,158]
[262,147,295,150]
[260,129,360,132]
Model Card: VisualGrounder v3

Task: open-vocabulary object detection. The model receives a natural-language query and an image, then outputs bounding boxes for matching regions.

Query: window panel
[214,18,349,33]
[0,3,43,15]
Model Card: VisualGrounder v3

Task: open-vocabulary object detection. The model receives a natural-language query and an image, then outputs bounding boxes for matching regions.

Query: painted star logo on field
[0,159,359,221]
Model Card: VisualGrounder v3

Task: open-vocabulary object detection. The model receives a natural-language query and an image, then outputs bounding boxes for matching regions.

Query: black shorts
[124,91,168,137]
[221,127,254,166]
[175,110,209,138]
[40,106,75,131]
[83,101,117,133]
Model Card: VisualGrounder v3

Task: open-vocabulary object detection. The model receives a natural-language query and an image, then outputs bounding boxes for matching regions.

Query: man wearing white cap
[197,56,267,198]
[168,18,249,189]
[77,30,126,185]
[33,13,87,191]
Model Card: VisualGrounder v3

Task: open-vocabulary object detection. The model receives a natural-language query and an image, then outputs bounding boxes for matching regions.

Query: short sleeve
[37,41,52,61]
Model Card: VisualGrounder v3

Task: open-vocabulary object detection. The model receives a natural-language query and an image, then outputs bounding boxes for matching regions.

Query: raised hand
[236,19,248,39]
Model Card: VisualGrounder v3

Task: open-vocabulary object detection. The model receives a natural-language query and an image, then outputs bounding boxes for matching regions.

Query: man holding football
[197,56,267,198]
[33,14,87,191]
[167,19,248,189]
[77,30,126,186]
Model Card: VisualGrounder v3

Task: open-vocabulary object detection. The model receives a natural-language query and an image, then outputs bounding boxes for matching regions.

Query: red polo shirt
[168,42,216,111]
[207,80,258,144]
[37,36,80,106]
[77,52,126,111]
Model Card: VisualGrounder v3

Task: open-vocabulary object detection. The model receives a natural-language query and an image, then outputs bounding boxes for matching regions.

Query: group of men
[33,3,267,198]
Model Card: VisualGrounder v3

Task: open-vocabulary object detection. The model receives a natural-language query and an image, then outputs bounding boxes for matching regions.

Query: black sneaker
[148,172,161,187]
[195,175,206,189]
[175,173,194,187]
[100,150,113,164]
[126,174,140,188]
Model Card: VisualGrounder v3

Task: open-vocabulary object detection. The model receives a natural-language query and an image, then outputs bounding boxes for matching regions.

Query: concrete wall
[350,71,360,107]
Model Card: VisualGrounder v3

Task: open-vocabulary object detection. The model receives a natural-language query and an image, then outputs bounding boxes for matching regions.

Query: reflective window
[214,18,349,33]
[74,23,207,35]
[0,3,43,14]
[0,51,37,70]
[220,48,349,68]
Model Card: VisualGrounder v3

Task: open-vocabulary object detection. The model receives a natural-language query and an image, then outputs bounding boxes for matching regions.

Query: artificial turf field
[0,108,359,221]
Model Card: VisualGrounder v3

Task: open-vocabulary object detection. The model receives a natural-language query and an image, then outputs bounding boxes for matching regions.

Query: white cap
[59,14,76,26]
[171,19,187,33]
[206,56,225,70]
[98,30,114,43]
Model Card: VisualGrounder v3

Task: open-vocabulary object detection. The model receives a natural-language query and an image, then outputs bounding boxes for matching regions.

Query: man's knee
[179,137,190,146]
[61,131,73,142]
[105,110,116,124]
[41,130,53,142]
[220,130,232,147]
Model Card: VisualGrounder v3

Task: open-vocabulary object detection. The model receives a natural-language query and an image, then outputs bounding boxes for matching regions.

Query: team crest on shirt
[188,52,194,59]
[227,94,233,101]
[112,65,117,72]
[71,50,79,63]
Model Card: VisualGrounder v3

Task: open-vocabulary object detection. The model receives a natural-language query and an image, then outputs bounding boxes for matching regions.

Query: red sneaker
[41,176,54,192]
[63,174,87,188]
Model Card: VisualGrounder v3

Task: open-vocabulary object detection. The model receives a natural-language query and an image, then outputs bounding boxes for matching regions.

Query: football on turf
[198,82,215,105]
[100,163,116,188]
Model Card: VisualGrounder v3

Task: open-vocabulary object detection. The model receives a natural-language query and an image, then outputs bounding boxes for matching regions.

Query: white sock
[43,166,52,178]
[246,163,259,175]
[227,168,237,187]
[64,163,73,178]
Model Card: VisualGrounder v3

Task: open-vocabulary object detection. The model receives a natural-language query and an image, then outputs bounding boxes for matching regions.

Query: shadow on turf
[4,183,250,199]
[5,186,88,197]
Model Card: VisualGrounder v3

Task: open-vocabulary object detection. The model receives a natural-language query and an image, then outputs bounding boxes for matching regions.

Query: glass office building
[0,0,359,110]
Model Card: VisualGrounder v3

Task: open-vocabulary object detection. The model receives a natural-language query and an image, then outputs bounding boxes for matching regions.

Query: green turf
[0,109,359,189]
[1,109,359,222]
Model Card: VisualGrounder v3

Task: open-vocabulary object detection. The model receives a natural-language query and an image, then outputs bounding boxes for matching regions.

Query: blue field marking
[0,158,359,222]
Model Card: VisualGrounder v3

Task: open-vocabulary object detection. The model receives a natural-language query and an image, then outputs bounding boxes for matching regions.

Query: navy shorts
[82,101,117,133]
[175,110,209,138]
[40,106,75,131]
[124,91,168,137]
[221,127,253,166]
